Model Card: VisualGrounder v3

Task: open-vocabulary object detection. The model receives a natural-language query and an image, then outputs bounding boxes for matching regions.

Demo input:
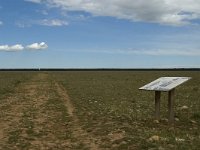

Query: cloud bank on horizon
[25,0,200,26]
[88,49,200,56]
[0,42,48,52]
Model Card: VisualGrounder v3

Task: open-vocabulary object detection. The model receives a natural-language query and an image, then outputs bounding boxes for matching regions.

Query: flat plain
[0,71,199,149]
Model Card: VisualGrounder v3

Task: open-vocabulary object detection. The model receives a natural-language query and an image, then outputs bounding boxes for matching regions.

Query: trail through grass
[0,73,100,149]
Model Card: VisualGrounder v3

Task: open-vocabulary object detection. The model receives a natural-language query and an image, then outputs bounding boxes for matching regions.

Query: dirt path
[55,82,100,150]
[0,73,100,149]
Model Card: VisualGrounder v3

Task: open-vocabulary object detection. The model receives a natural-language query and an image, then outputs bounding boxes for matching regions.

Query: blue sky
[0,0,200,68]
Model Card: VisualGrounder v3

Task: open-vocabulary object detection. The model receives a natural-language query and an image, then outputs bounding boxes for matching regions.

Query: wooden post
[155,91,161,120]
[168,89,175,124]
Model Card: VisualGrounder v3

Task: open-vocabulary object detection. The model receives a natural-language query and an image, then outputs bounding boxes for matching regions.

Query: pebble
[112,144,118,148]
[161,118,168,122]
[148,135,160,142]
[175,138,185,142]
[180,105,189,110]
[168,127,175,131]
[190,120,197,124]
[121,141,127,145]
[153,120,159,124]
[175,117,179,121]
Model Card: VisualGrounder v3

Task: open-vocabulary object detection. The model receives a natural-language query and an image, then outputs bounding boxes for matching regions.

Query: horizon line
[0,68,200,71]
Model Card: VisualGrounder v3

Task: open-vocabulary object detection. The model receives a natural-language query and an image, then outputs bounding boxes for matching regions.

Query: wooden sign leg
[168,89,175,124]
[155,91,161,120]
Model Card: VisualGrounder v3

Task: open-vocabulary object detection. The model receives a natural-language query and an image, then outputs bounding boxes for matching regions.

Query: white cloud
[38,19,68,26]
[15,21,31,28]
[10,44,24,51]
[126,49,200,56]
[0,45,10,51]
[26,42,48,50]
[26,0,200,26]
[82,49,200,56]
[0,44,24,51]
[0,42,48,52]
[25,0,41,3]
[16,19,68,28]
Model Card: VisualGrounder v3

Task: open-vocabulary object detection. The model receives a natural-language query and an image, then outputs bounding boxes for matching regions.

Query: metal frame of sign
[139,77,191,124]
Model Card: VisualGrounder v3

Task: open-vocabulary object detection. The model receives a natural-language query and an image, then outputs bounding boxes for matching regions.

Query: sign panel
[139,77,191,91]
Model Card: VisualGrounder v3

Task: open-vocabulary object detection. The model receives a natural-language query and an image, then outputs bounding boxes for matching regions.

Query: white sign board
[139,77,191,91]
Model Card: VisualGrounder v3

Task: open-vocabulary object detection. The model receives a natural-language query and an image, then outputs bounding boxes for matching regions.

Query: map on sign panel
[139,77,191,91]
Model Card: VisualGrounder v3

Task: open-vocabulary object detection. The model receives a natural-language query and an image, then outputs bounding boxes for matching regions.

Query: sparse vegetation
[0,72,34,98]
[0,71,199,149]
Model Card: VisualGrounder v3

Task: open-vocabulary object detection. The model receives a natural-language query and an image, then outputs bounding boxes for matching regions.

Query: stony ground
[0,71,199,150]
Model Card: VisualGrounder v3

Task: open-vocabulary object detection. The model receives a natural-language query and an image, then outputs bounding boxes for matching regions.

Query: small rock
[190,120,197,124]
[175,138,185,142]
[180,106,189,110]
[161,118,168,122]
[168,127,175,131]
[148,135,160,142]
[153,120,159,124]
[175,117,179,121]
[112,144,118,148]
[121,141,127,145]
[122,130,126,133]
[108,133,113,136]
